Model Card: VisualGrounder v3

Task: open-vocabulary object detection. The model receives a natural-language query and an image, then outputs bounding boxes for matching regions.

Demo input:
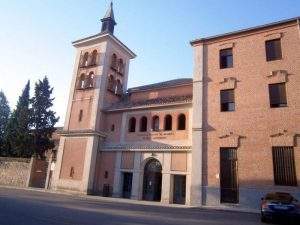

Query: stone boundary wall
[0,157,31,187]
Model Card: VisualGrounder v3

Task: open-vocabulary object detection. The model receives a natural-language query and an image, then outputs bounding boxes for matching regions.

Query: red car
[261,192,300,223]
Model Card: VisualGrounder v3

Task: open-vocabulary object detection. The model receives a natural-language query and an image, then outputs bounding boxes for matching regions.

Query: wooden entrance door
[122,172,133,199]
[173,175,186,204]
[220,148,238,203]
[143,159,162,201]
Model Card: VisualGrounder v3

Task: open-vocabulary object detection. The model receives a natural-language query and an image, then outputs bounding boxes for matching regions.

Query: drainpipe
[297,18,300,40]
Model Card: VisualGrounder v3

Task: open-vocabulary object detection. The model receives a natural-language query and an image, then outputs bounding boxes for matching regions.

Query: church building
[52,3,193,205]
[52,3,300,209]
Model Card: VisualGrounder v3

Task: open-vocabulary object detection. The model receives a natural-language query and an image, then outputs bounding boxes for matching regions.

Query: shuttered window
[272,147,297,186]
[266,39,282,61]
[269,83,287,108]
[220,89,235,112]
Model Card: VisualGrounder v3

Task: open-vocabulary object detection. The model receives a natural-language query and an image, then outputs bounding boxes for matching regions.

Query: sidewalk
[0,185,259,214]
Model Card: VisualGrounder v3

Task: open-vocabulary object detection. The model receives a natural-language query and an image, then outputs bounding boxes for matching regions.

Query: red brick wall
[202,22,300,188]
[93,151,116,193]
[60,138,87,180]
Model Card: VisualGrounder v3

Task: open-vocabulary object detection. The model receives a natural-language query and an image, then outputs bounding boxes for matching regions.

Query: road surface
[0,187,262,225]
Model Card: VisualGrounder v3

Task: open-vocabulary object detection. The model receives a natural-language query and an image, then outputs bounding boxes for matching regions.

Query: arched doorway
[142,159,162,201]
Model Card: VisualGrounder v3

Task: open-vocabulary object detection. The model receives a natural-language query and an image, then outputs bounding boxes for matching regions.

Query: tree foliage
[4,81,33,157]
[0,91,10,156]
[31,77,59,158]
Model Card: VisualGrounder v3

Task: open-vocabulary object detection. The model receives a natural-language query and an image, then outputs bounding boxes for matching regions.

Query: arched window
[164,115,172,131]
[111,53,117,69]
[107,75,114,91]
[115,79,122,95]
[85,72,94,88]
[118,58,124,74]
[152,116,159,132]
[81,52,89,67]
[91,50,98,66]
[128,117,136,132]
[177,114,186,130]
[78,73,85,89]
[140,116,147,132]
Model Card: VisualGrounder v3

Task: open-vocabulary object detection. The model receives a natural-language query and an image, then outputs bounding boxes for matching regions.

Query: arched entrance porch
[142,158,162,201]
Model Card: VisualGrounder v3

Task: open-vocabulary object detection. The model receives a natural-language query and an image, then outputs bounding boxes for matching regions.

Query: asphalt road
[0,187,263,225]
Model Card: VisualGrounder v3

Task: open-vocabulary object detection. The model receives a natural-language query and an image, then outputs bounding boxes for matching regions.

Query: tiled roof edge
[191,16,300,45]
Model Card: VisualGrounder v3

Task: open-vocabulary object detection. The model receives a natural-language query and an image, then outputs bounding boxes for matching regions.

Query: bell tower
[52,3,136,194]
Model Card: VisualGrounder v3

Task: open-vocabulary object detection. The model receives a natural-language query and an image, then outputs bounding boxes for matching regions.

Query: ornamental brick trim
[218,132,245,148]
[269,130,298,147]
[219,77,238,90]
[101,144,192,151]
[264,32,283,40]
[105,94,193,111]
[266,70,289,84]
[219,42,235,49]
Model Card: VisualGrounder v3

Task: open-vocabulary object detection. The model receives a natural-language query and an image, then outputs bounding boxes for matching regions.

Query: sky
[0,0,299,126]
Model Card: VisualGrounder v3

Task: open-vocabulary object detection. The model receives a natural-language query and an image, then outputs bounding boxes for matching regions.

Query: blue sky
[0,0,298,125]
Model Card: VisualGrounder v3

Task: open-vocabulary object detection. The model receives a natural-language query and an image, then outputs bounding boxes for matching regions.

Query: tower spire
[101,1,117,34]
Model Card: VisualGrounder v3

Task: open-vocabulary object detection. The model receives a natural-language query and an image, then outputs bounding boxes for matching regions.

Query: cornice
[101,144,192,152]
[58,129,107,138]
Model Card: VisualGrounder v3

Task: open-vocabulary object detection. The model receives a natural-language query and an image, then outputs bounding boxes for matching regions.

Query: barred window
[272,147,297,186]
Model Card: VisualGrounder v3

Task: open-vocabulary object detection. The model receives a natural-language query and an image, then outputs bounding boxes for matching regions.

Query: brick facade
[51,4,299,209]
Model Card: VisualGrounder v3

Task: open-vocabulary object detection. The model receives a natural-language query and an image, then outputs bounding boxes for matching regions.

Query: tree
[0,90,10,156]
[4,81,33,157]
[31,77,59,158]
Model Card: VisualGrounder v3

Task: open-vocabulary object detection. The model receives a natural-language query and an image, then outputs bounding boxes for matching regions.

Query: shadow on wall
[197,180,300,210]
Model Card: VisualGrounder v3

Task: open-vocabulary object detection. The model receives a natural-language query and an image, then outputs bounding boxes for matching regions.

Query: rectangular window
[266,39,282,61]
[272,147,297,186]
[220,89,235,112]
[220,48,233,69]
[269,83,287,108]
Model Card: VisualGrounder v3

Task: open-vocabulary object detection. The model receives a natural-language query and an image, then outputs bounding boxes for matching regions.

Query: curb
[0,185,259,214]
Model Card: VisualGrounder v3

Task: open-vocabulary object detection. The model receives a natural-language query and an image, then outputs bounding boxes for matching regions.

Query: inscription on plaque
[138,132,174,140]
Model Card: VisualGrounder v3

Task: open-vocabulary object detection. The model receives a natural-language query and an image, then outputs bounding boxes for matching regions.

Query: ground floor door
[173,175,186,204]
[122,172,133,199]
[220,148,239,203]
[143,159,162,201]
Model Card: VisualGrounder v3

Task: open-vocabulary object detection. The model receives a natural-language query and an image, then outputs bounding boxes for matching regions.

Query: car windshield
[265,193,294,203]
